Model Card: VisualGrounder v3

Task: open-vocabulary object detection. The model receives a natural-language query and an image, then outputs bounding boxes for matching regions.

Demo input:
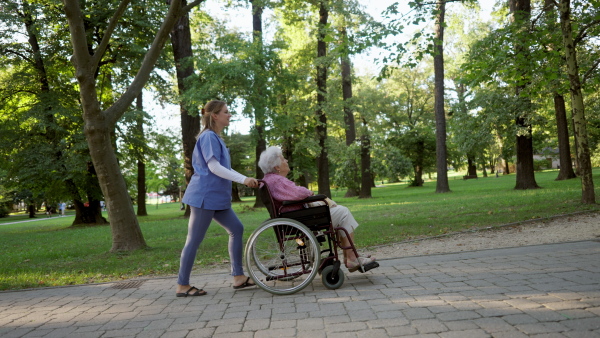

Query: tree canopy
[1,0,598,249]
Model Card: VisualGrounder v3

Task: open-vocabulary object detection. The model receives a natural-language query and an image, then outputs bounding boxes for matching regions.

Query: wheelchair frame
[244,180,365,295]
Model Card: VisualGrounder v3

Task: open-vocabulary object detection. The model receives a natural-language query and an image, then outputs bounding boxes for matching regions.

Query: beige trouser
[329,205,358,238]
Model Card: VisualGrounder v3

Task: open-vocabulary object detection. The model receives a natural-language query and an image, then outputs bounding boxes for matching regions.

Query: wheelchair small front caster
[321,262,345,290]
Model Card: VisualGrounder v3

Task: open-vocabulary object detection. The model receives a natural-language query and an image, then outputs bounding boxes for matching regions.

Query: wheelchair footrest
[358,261,380,273]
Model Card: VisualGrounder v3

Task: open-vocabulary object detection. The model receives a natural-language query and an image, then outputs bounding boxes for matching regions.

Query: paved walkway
[1,241,599,337]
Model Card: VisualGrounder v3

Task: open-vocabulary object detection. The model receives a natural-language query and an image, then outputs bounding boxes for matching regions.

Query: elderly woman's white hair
[259,146,283,174]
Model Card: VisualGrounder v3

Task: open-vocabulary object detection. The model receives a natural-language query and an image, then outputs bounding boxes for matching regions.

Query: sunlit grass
[0,169,598,290]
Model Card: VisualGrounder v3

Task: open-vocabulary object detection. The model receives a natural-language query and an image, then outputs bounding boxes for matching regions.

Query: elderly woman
[258,146,377,273]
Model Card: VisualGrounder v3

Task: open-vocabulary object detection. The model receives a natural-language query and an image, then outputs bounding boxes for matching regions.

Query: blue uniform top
[182,130,232,210]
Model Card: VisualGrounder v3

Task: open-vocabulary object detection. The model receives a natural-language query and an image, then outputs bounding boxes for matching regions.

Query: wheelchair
[244,180,379,295]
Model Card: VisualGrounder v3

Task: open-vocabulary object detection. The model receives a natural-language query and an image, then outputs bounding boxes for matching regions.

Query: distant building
[533,148,560,169]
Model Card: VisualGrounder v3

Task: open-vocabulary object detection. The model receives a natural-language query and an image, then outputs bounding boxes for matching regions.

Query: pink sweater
[262,173,313,213]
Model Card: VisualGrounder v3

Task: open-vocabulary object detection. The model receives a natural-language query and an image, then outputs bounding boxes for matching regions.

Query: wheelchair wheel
[245,218,321,295]
[321,264,345,290]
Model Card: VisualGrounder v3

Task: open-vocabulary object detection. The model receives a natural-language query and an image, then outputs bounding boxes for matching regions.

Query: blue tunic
[182,130,232,210]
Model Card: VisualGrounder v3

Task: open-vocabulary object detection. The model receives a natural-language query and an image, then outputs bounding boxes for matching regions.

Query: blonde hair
[199,100,227,137]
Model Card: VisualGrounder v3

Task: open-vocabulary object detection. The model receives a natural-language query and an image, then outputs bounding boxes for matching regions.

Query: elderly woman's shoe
[346,256,377,273]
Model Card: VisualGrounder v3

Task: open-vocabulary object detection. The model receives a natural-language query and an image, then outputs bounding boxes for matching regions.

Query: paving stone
[186,327,216,338]
[160,330,189,338]
[325,321,368,333]
[254,328,296,337]
[384,325,418,336]
[436,310,481,321]
[101,328,142,337]
[525,308,571,322]
[561,317,600,331]
[295,330,327,338]
[564,331,600,338]
[473,317,516,332]
[544,300,590,311]
[438,329,489,338]
[502,313,540,325]
[515,322,570,335]
[490,331,529,338]
[0,241,598,338]
[402,307,435,320]
[411,318,448,334]
[213,331,253,338]
[241,318,270,331]
[476,307,523,317]
[444,320,479,331]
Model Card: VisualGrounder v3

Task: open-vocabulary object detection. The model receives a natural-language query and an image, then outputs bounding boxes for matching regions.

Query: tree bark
[553,93,577,180]
[558,0,595,203]
[413,140,425,187]
[231,183,241,202]
[467,155,477,176]
[359,118,372,198]
[511,0,539,190]
[169,0,200,218]
[251,0,266,208]
[340,25,359,197]
[434,0,450,193]
[541,0,576,181]
[62,0,203,251]
[135,93,148,216]
[315,0,331,198]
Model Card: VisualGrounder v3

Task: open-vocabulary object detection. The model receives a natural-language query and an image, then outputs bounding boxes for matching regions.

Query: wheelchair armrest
[281,194,327,206]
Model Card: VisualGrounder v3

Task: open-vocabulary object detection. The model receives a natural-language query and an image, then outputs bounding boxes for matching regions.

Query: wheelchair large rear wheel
[245,218,321,295]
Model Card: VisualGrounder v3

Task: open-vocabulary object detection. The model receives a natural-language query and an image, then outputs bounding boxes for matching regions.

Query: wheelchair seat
[258,180,332,232]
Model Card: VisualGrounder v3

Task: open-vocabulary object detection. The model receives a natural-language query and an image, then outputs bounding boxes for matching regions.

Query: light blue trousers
[177,206,244,286]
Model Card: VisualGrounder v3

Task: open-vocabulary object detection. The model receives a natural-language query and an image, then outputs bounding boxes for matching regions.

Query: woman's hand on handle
[244,177,259,188]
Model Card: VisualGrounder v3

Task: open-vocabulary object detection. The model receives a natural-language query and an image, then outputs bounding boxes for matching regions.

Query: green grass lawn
[1,169,599,290]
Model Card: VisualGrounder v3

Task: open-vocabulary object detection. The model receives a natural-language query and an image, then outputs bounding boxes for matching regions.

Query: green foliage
[331,143,361,191]
[371,146,413,182]
[533,159,552,171]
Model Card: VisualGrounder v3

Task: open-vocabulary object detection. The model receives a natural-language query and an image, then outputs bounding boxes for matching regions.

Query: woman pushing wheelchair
[258,146,378,273]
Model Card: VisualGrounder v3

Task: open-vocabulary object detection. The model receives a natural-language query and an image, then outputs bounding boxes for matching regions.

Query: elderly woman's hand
[244,177,259,188]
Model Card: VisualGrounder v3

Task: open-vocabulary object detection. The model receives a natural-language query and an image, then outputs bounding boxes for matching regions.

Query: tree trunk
[541,1,576,181]
[135,93,148,216]
[553,93,577,180]
[340,25,359,198]
[413,140,425,187]
[231,183,241,202]
[511,0,539,190]
[559,0,595,203]
[251,0,266,208]
[434,0,450,193]
[28,204,36,218]
[359,119,371,198]
[514,121,539,189]
[467,155,477,176]
[72,199,106,224]
[169,0,200,218]
[86,113,145,248]
[63,0,201,251]
[315,0,331,198]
